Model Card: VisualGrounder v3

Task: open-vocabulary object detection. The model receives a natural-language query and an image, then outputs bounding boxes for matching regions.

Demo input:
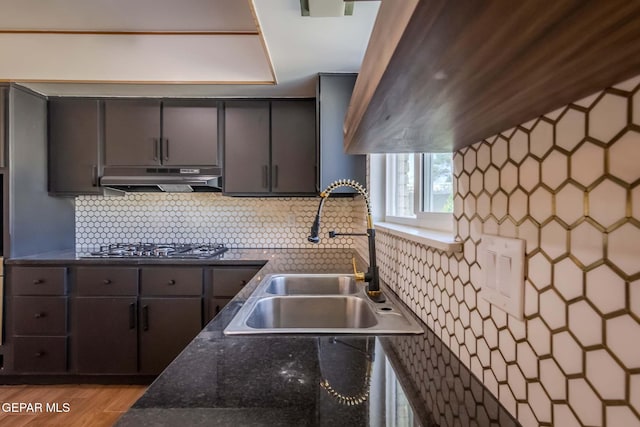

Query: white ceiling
[0,0,379,97]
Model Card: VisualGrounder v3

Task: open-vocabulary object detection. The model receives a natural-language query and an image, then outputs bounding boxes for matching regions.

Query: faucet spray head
[308,214,321,243]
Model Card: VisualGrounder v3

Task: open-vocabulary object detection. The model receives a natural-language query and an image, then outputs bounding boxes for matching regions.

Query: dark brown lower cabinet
[13,336,67,373]
[139,297,202,374]
[74,297,138,374]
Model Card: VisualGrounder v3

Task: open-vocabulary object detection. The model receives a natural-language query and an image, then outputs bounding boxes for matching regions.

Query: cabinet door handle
[142,305,149,331]
[240,280,247,286]
[163,138,170,161]
[168,279,176,285]
[33,279,43,285]
[34,351,45,358]
[153,138,159,161]
[103,279,112,285]
[34,312,45,319]
[215,304,221,315]
[262,165,268,188]
[129,303,136,329]
[273,165,279,188]
[91,164,98,187]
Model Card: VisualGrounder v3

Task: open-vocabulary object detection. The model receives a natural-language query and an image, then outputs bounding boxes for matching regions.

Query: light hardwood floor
[0,385,146,426]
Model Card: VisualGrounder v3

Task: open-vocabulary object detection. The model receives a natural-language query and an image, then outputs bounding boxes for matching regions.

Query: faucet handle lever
[352,257,365,282]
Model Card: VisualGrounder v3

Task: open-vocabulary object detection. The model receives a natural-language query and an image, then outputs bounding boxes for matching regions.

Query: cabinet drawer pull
[129,303,136,330]
[34,351,45,358]
[164,138,170,161]
[91,164,98,187]
[103,279,112,285]
[273,165,279,188]
[34,312,46,319]
[168,279,176,285]
[142,305,149,331]
[33,279,44,285]
[153,138,160,161]
[240,280,247,286]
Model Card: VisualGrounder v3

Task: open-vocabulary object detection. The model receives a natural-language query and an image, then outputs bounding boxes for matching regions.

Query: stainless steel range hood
[100,166,222,193]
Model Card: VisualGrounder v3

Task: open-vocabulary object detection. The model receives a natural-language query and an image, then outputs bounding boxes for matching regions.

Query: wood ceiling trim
[7,79,276,85]
[248,0,278,84]
[0,30,259,36]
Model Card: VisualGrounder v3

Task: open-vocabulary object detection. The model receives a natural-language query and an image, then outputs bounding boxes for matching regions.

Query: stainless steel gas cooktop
[84,242,228,259]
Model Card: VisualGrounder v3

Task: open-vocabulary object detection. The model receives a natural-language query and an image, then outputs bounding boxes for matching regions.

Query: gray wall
[9,86,74,257]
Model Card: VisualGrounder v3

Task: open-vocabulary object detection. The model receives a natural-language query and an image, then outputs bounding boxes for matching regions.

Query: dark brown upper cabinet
[105,99,219,167]
[224,99,316,195]
[317,74,366,193]
[48,98,102,195]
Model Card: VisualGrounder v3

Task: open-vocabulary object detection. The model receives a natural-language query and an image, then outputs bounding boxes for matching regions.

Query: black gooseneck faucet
[308,179,385,303]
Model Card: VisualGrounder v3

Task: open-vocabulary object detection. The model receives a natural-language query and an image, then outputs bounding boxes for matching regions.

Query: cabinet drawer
[13,296,67,335]
[75,267,138,296]
[11,267,66,295]
[13,336,67,373]
[210,266,261,297]
[140,268,202,296]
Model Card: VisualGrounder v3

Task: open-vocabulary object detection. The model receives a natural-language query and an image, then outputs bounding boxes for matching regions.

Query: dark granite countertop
[111,249,519,427]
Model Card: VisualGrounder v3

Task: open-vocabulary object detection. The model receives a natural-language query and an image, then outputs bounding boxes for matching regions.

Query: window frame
[381,152,454,233]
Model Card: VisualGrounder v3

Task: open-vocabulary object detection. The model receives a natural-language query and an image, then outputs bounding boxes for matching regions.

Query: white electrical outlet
[478,234,525,320]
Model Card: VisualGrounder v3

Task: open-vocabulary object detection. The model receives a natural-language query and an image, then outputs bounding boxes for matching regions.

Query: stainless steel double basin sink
[224,274,424,335]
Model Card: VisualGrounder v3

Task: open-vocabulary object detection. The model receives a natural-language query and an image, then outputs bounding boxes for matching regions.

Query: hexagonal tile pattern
[519,156,540,193]
[607,315,640,369]
[553,404,582,427]
[570,142,605,188]
[527,317,551,356]
[540,358,566,400]
[556,108,586,151]
[609,131,640,185]
[569,300,603,347]
[553,331,583,375]
[491,191,508,221]
[586,349,626,400]
[554,258,584,301]
[568,378,603,426]
[508,189,527,223]
[586,265,626,315]
[476,142,491,171]
[541,149,568,190]
[608,223,640,276]
[571,221,604,267]
[632,280,640,318]
[464,147,477,174]
[484,166,500,195]
[517,341,539,379]
[491,136,508,167]
[634,90,640,125]
[555,183,585,226]
[500,162,518,194]
[540,220,568,260]
[588,179,627,229]
[606,406,640,427]
[528,252,552,290]
[539,289,567,330]
[529,186,553,224]
[528,382,551,423]
[530,119,554,159]
[589,93,627,143]
[509,129,529,164]
[631,375,640,415]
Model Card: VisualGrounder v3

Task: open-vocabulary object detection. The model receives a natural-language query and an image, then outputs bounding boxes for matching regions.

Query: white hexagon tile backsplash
[76,193,360,250]
[375,74,640,427]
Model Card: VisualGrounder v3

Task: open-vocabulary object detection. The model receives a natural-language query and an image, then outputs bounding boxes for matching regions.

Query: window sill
[375,222,462,253]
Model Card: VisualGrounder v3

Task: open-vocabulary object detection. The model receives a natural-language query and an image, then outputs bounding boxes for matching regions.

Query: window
[382,152,453,232]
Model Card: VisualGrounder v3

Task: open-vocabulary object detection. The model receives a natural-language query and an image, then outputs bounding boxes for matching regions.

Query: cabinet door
[48,98,101,194]
[162,101,219,166]
[139,297,202,374]
[206,297,231,323]
[271,100,316,193]
[223,101,270,193]
[105,100,161,166]
[73,297,138,374]
[318,74,366,193]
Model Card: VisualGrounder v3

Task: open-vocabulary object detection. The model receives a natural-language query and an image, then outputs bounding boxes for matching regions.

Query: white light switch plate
[478,234,525,320]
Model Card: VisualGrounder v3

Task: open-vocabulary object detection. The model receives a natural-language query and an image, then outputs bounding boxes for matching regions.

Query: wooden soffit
[344,0,640,153]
